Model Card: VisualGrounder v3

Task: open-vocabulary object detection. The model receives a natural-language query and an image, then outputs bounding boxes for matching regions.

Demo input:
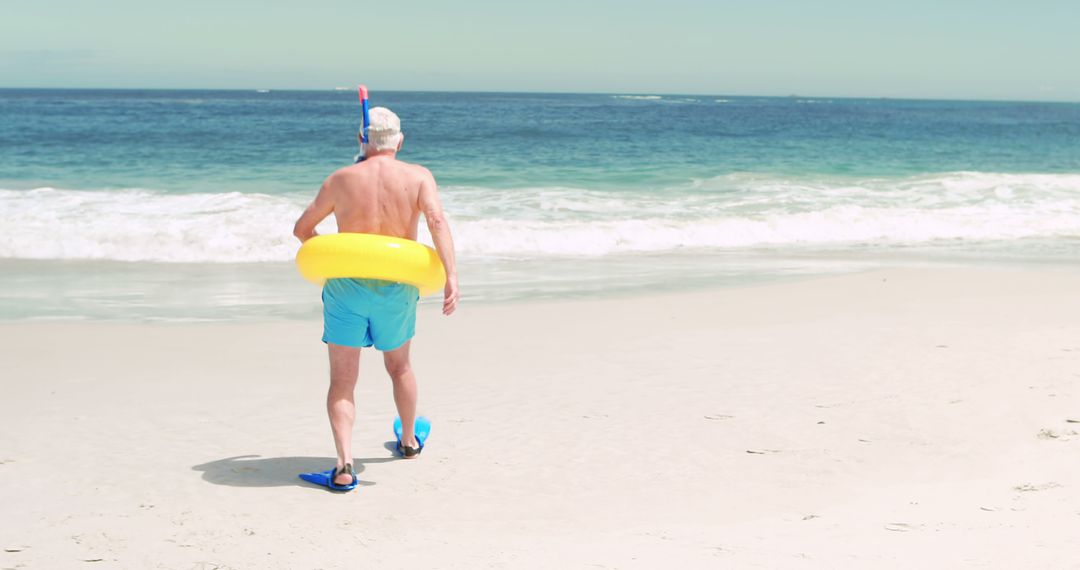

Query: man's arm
[417,168,459,316]
[293,177,335,243]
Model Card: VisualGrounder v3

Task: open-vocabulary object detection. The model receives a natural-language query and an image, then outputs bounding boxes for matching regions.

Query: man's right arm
[293,175,336,243]
[418,168,459,316]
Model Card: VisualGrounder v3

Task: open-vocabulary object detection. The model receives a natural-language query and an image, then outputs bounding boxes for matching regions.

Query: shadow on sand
[192,443,401,491]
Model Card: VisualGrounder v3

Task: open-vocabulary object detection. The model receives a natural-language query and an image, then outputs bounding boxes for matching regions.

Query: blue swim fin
[393,416,431,457]
[298,466,358,492]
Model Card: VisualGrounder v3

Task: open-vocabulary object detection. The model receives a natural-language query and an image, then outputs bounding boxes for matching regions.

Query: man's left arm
[293,178,335,242]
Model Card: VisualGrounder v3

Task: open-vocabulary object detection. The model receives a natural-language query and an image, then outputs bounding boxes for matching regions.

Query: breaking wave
[1,171,1078,262]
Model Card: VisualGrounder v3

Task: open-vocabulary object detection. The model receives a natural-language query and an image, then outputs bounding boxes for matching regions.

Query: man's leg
[328,342,360,485]
[383,341,418,449]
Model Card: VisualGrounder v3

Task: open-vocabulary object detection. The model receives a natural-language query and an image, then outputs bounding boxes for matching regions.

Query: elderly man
[293,106,459,490]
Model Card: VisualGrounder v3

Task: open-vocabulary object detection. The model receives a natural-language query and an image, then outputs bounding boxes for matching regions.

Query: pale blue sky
[2,0,1077,101]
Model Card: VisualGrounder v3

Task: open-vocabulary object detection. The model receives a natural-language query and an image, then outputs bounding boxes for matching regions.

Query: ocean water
[1,89,1079,320]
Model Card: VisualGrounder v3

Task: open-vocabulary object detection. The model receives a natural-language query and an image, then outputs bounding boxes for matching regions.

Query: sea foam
[1,172,1078,263]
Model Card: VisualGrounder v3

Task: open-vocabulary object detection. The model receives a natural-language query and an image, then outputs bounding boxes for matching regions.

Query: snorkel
[354,84,371,163]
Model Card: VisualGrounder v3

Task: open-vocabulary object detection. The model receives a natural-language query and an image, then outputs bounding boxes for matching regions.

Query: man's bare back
[295,156,433,240]
[321,156,426,240]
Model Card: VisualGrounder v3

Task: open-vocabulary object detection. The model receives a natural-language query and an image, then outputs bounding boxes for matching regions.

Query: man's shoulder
[390,160,434,188]
[330,158,433,186]
[326,164,362,182]
[395,159,433,179]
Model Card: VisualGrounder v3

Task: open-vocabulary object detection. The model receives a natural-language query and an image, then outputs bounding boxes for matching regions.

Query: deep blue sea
[2,89,1079,320]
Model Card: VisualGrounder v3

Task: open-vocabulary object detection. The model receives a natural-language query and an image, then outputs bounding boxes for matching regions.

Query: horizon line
[0,85,1077,106]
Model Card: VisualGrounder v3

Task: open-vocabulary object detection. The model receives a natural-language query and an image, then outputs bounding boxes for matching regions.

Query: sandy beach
[2,267,1080,569]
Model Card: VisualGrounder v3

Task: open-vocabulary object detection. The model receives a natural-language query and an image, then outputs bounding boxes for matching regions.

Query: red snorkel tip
[358,85,369,102]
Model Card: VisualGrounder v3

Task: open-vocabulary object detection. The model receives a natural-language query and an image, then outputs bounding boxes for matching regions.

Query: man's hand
[443,274,459,316]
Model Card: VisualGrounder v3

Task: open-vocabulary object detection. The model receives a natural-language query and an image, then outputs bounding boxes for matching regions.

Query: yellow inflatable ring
[296,233,446,296]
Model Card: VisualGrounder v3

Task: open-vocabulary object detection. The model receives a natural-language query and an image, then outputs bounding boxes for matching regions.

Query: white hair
[365,106,403,151]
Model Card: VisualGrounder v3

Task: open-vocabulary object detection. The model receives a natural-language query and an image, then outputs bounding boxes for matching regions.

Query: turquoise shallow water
[1,89,1079,320]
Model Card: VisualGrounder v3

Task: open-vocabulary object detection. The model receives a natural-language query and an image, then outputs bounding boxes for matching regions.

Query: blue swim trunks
[322,278,419,351]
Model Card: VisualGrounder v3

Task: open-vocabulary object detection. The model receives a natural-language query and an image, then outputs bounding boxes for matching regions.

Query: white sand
[2,267,1080,568]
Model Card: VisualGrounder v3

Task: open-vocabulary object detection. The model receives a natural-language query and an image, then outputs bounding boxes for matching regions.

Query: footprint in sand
[1013,482,1062,493]
[884,522,921,532]
[1037,429,1061,440]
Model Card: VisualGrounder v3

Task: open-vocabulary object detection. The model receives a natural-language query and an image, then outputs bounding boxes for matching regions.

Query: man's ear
[397,134,404,151]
